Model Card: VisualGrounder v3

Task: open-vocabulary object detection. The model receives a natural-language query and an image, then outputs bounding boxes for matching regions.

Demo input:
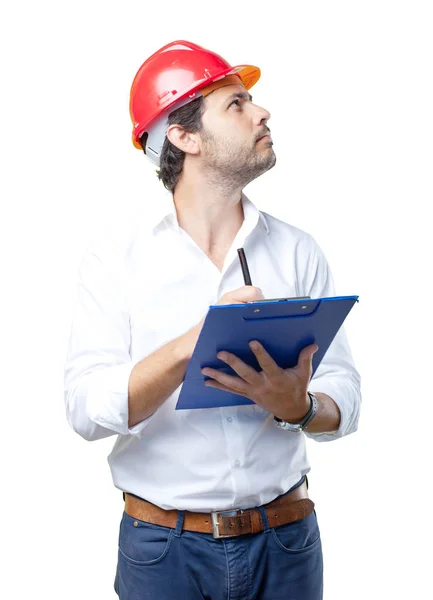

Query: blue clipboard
[175,295,358,410]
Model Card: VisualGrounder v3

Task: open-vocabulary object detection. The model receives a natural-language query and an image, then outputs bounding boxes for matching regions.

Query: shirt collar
[150,190,269,235]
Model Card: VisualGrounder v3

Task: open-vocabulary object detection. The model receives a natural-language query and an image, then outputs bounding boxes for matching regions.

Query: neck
[172,167,245,259]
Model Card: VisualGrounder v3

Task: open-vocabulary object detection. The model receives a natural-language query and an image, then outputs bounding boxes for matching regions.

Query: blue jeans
[114,492,323,599]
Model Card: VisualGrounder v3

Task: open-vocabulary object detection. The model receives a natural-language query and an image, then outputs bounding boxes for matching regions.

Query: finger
[296,344,318,376]
[215,352,261,386]
[249,341,281,376]
[204,380,250,398]
[201,368,249,394]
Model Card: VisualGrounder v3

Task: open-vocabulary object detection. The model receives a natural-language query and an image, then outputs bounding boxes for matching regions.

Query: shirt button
[227,417,233,422]
[234,460,241,468]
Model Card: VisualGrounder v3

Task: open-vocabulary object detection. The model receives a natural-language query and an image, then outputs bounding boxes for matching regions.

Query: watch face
[275,420,303,432]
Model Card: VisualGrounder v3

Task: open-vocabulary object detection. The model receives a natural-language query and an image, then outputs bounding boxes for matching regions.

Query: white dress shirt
[64,191,361,512]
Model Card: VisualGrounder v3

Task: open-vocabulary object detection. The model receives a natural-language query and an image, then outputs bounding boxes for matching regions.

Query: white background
[1,1,432,598]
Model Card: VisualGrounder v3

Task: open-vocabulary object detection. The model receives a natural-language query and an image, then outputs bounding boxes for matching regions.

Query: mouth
[256,133,272,143]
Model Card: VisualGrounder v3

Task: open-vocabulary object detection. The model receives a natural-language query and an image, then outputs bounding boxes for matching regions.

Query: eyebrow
[225,91,253,104]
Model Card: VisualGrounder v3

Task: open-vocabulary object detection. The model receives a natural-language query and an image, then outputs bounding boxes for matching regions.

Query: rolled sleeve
[297,235,362,442]
[64,243,153,441]
[306,325,361,441]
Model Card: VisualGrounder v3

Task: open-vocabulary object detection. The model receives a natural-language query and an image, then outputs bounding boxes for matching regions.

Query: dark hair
[141,96,204,192]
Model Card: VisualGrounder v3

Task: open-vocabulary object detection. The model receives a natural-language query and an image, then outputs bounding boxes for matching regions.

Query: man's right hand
[128,287,266,425]
[215,285,265,306]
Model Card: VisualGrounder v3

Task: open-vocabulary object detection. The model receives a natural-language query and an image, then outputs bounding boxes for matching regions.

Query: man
[64,40,361,599]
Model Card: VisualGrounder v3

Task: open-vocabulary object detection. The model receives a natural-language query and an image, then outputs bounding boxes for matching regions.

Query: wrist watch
[273,391,318,432]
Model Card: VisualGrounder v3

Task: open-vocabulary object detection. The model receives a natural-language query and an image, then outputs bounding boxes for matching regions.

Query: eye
[229,99,242,109]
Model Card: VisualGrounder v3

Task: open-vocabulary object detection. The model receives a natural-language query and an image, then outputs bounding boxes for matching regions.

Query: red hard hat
[129,40,261,150]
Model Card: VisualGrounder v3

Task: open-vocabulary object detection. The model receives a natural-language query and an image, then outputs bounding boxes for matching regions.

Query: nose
[252,103,271,126]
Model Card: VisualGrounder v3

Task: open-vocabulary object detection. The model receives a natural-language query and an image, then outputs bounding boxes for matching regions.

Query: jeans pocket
[118,511,174,566]
[271,511,321,554]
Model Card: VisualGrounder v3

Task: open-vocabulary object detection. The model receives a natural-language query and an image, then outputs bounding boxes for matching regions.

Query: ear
[166,125,200,156]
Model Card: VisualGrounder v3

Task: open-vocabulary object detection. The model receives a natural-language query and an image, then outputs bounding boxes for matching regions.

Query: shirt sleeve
[297,234,362,442]
[63,242,153,441]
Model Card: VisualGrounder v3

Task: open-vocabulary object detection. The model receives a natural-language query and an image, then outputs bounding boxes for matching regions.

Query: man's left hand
[201,341,318,423]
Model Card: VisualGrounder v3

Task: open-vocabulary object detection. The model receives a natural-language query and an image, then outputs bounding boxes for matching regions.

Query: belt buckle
[211,509,244,539]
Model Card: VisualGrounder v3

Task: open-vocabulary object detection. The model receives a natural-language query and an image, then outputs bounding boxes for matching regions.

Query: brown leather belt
[124,481,314,539]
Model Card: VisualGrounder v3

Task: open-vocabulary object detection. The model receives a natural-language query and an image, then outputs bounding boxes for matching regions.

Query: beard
[200,129,276,191]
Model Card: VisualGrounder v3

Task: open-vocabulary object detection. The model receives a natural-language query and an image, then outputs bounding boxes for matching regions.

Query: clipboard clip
[248,296,311,303]
[243,298,320,320]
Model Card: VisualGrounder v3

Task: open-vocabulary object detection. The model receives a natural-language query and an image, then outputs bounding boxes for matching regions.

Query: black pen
[237,248,252,286]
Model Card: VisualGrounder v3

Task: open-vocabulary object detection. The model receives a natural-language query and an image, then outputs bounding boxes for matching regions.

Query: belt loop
[174,510,185,538]
[257,506,271,533]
